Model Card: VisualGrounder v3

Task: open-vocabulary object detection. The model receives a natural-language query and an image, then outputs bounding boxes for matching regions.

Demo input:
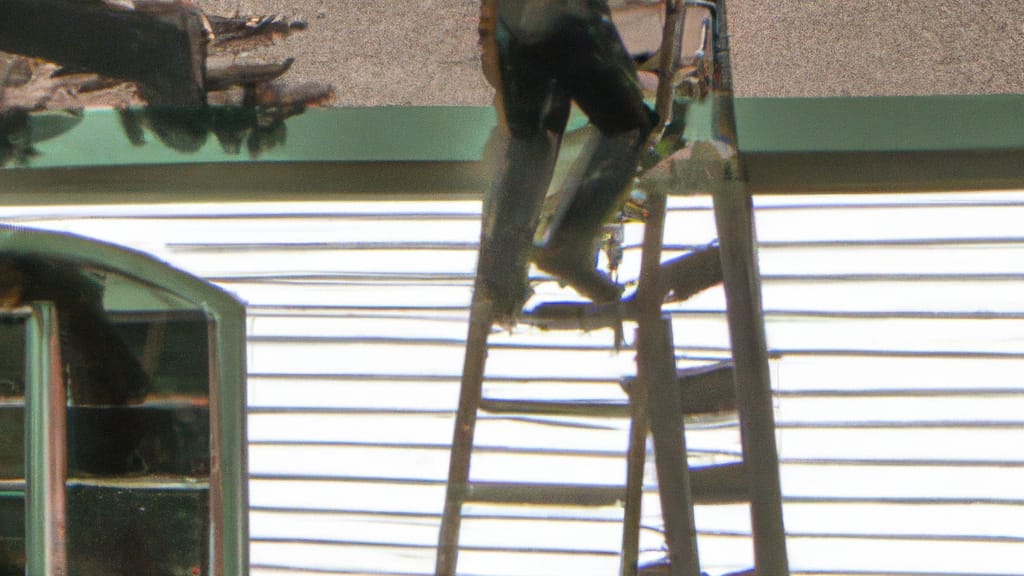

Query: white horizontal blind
[3,190,1022,576]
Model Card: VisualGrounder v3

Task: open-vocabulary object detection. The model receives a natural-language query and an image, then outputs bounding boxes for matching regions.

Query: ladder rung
[481,361,735,419]
[465,481,623,506]
[463,462,748,507]
[479,398,629,418]
[621,361,737,416]
[677,361,736,414]
[690,461,748,504]
[658,242,722,303]
[519,243,722,332]
[519,300,627,332]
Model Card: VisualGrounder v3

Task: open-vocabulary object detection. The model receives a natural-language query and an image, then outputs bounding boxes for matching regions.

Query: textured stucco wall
[197,0,1024,106]
[198,0,490,106]
[728,0,1024,97]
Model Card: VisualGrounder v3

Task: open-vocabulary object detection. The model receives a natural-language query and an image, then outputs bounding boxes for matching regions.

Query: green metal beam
[2,96,1022,198]
[735,95,1024,153]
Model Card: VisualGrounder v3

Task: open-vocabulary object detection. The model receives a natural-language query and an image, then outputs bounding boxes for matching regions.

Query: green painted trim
[0,161,490,204]
[744,149,1024,195]
[2,96,1022,196]
[10,106,496,169]
[212,311,249,576]
[5,95,1022,170]
[734,95,1024,153]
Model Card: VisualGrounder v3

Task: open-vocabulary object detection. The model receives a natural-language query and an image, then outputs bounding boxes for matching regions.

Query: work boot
[533,235,623,303]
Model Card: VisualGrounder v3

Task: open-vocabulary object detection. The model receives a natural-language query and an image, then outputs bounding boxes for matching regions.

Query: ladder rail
[623,0,693,571]
[436,2,790,575]
[709,0,791,572]
[630,180,703,576]
[621,352,649,576]
[435,298,493,575]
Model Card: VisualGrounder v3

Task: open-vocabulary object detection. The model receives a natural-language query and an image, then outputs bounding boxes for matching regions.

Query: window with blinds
[3,190,1022,576]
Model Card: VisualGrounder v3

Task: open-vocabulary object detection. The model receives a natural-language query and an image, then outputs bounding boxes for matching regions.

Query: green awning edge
[734,94,1024,153]
[2,95,1020,169]
[1,95,1021,196]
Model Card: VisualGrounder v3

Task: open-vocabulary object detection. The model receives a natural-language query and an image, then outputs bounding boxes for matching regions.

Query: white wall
[4,190,1022,575]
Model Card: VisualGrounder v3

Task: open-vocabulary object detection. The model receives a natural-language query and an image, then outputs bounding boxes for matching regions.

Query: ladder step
[520,300,627,332]
[621,361,736,417]
[518,242,722,332]
[677,361,736,415]
[690,461,748,504]
[478,398,630,418]
[465,481,623,507]
[658,242,722,303]
[464,462,748,506]
[481,362,734,419]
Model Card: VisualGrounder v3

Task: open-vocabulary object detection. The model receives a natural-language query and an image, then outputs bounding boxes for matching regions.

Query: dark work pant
[476,0,654,318]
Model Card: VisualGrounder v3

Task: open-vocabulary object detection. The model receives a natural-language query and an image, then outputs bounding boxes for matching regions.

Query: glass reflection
[1,100,327,168]
[0,254,210,575]
[0,110,82,168]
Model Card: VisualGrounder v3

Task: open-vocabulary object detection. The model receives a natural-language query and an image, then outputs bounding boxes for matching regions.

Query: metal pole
[648,0,687,146]
[436,296,494,576]
[710,2,790,573]
[622,0,690,570]
[634,188,702,576]
[620,367,648,576]
[24,302,68,576]
[711,180,790,575]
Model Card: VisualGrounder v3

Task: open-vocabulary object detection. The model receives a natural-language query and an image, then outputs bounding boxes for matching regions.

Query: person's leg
[475,20,573,322]
[534,2,655,302]
[533,127,649,303]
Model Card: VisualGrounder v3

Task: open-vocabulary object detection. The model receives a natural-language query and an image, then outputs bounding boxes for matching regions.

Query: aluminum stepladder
[436,2,789,574]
